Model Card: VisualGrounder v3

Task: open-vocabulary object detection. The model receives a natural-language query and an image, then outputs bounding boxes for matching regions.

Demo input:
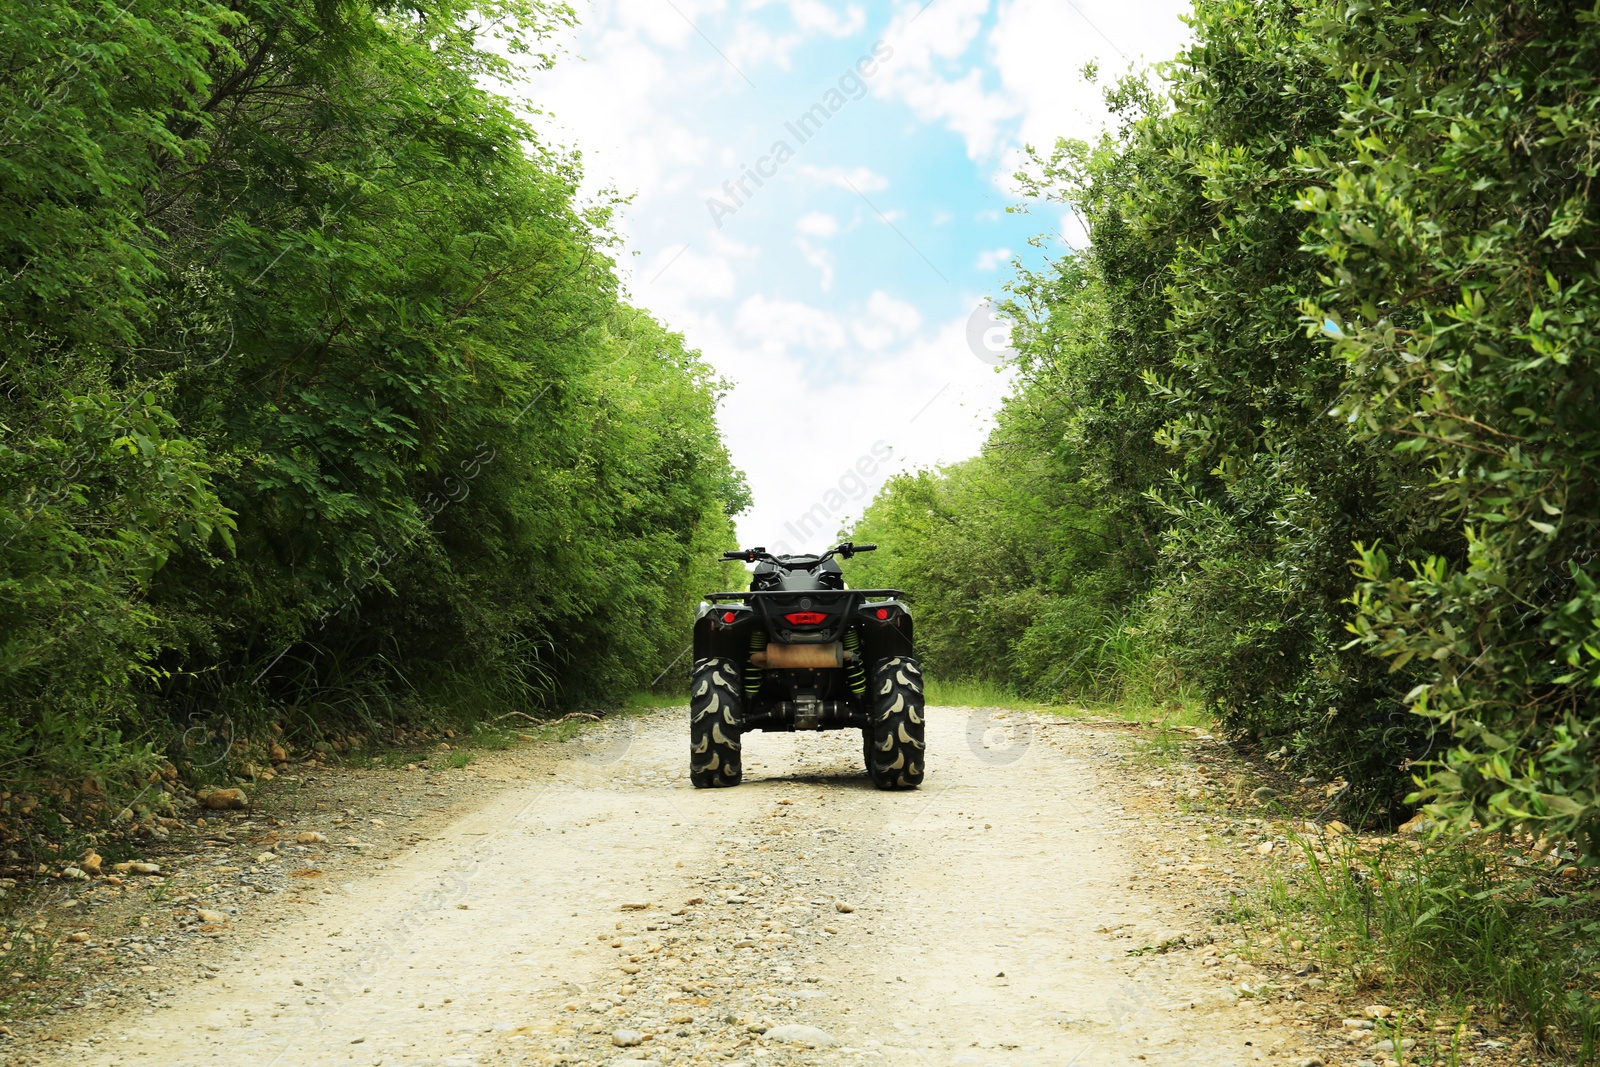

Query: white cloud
[870,0,1018,160]
[795,211,839,237]
[740,310,1016,551]
[613,0,730,50]
[733,295,847,352]
[636,246,739,325]
[851,290,923,351]
[796,237,835,291]
[779,0,867,37]
[798,164,889,192]
[866,0,1192,173]
[976,247,1012,270]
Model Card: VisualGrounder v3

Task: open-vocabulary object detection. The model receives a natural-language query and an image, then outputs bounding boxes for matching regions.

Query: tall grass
[1266,833,1600,1063]
[925,676,1052,710]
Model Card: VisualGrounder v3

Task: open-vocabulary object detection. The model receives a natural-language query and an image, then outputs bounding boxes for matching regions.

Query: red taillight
[722,611,737,623]
[783,611,828,625]
[875,608,889,620]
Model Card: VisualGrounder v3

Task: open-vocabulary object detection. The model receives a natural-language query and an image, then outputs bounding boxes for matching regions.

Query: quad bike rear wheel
[690,657,743,788]
[867,655,925,790]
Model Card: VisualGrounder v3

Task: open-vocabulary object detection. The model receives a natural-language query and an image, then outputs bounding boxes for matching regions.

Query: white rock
[764,1023,836,1047]
[611,1029,644,1047]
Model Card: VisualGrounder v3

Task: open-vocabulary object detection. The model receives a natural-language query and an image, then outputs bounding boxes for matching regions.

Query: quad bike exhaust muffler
[749,642,844,669]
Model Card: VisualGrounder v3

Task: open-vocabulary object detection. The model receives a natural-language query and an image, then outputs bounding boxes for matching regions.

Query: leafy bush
[0,0,747,815]
[1306,0,1600,860]
[855,0,1600,845]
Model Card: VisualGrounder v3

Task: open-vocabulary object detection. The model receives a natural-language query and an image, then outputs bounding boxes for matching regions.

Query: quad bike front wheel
[867,655,925,790]
[690,657,743,788]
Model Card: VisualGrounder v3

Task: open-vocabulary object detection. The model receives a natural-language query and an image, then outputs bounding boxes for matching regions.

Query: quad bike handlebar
[721,541,877,565]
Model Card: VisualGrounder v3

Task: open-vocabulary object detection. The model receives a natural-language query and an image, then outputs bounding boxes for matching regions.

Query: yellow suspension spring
[745,630,767,696]
[842,629,867,695]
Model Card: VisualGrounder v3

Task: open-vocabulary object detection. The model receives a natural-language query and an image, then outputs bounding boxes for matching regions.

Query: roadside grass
[626,690,684,712]
[926,677,1056,710]
[0,934,64,1020]
[1263,831,1600,1064]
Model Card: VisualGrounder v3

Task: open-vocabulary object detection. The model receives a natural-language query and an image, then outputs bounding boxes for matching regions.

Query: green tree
[0,0,747,808]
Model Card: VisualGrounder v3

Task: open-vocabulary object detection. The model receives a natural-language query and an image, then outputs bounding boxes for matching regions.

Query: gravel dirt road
[21,709,1320,1067]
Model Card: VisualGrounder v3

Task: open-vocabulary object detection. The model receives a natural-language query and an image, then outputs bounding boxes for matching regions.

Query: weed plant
[1266,833,1600,1063]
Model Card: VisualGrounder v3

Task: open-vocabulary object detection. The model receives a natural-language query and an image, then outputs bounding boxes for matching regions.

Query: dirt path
[18,709,1326,1067]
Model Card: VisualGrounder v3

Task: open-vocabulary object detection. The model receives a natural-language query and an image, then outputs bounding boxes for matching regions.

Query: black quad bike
[689,542,924,790]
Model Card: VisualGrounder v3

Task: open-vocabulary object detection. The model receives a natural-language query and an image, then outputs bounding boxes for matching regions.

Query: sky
[511,0,1193,553]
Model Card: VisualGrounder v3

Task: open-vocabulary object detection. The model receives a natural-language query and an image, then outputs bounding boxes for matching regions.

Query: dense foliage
[851,0,1599,853]
[0,0,746,806]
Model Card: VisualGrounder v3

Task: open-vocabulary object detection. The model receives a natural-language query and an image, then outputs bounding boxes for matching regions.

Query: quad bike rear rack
[702,590,908,600]
[703,589,908,644]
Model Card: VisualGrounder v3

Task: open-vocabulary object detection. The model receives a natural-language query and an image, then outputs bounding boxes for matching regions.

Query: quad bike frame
[689,544,926,790]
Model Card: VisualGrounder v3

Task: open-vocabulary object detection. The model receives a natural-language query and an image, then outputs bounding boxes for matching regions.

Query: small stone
[1297,1058,1324,1067]
[296,832,327,845]
[1256,841,1274,855]
[611,1029,644,1047]
[671,1013,694,1024]
[66,932,90,943]
[1397,812,1431,834]
[196,909,225,924]
[620,964,641,975]
[112,861,161,875]
[60,866,89,881]
[620,902,651,911]
[1373,1038,1416,1052]
[834,901,855,913]
[764,1023,836,1047]
[1341,1018,1375,1030]
[1251,786,1276,801]
[202,788,249,811]
[255,852,278,865]
[1365,1005,1394,1018]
